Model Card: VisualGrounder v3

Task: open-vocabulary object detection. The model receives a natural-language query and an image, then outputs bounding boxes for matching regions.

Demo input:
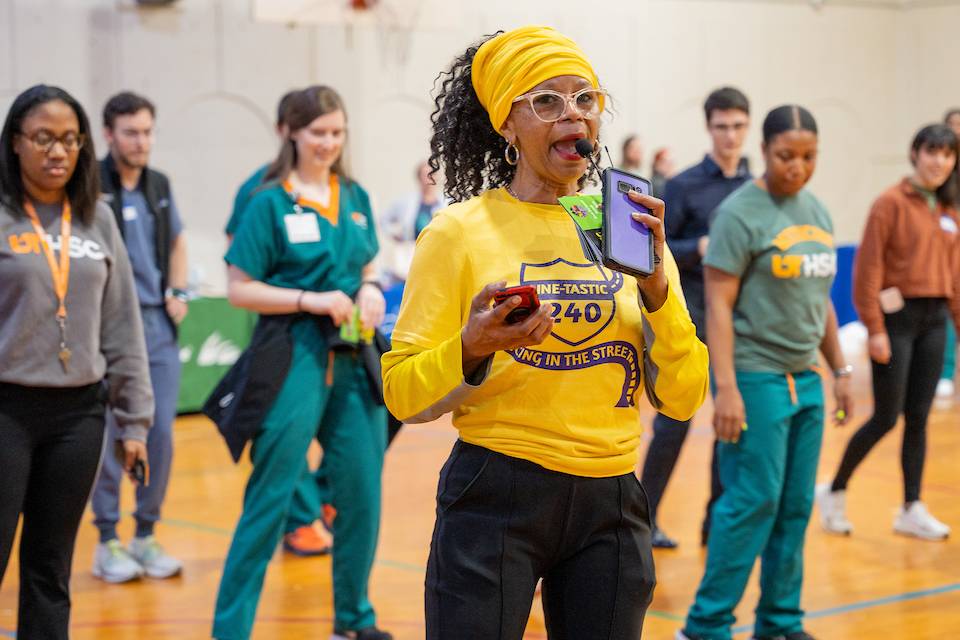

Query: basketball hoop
[252,0,460,67]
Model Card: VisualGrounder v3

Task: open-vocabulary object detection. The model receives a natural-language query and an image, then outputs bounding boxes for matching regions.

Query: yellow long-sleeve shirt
[382,188,709,477]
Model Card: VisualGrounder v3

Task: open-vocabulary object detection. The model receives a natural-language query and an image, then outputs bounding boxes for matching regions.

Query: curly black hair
[429,33,599,203]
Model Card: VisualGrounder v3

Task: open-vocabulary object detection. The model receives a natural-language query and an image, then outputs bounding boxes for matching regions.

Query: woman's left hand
[357,282,386,331]
[627,190,668,311]
[832,376,854,426]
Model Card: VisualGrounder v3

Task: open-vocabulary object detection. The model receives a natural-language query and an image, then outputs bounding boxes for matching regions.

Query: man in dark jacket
[640,87,752,548]
[91,92,188,582]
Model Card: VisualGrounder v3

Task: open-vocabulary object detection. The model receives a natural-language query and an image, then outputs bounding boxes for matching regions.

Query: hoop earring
[504,142,520,166]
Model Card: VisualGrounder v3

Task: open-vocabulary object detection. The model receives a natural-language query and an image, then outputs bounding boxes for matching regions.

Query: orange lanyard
[23,199,72,319]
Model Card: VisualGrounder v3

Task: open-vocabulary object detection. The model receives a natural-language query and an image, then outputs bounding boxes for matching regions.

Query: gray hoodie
[0,199,153,440]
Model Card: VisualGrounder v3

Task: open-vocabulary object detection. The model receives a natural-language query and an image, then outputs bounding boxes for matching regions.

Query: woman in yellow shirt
[382,26,709,639]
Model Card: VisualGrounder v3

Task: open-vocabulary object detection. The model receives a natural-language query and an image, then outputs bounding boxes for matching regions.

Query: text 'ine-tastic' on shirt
[704,181,836,374]
[225,175,379,302]
[0,200,154,438]
[381,188,710,478]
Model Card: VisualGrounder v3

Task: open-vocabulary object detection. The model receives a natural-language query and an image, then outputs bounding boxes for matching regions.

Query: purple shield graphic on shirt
[519,258,624,347]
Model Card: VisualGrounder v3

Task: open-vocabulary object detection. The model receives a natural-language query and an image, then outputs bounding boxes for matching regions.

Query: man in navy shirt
[640,87,752,548]
[91,92,188,581]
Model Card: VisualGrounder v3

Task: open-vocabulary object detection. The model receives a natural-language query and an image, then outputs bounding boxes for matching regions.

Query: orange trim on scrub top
[283,174,340,226]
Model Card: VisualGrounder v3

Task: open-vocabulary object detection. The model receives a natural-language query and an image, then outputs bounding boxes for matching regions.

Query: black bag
[359,330,404,447]
[312,317,406,448]
[202,314,297,462]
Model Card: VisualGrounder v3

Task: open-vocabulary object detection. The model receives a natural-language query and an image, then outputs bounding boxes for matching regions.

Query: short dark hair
[103,91,156,130]
[762,105,818,144]
[704,87,750,123]
[0,84,100,225]
[911,123,958,206]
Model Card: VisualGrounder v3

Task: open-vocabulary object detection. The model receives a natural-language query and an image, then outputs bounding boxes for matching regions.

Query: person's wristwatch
[833,364,853,378]
[165,287,190,303]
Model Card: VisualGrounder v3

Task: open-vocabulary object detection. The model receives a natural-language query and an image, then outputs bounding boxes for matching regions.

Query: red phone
[493,285,540,324]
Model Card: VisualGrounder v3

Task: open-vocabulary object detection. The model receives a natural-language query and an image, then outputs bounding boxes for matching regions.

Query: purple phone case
[601,168,654,277]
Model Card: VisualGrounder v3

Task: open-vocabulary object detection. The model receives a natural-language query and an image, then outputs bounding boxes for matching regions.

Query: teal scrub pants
[685,370,824,640]
[942,321,956,382]
[285,453,330,533]
[213,335,386,639]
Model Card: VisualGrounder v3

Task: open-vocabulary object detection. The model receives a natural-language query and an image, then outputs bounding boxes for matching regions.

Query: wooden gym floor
[1,350,958,639]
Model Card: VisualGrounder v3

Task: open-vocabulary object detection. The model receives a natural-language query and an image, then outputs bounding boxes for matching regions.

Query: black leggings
[0,382,106,639]
[425,440,656,640]
[832,298,947,503]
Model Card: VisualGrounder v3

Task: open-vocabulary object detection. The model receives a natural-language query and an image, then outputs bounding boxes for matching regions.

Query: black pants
[425,440,656,640]
[0,382,106,639]
[640,415,722,536]
[832,298,947,503]
[639,297,722,537]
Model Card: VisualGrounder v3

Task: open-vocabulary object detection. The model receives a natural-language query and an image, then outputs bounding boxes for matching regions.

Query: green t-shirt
[225,164,270,236]
[225,177,379,299]
[704,182,836,373]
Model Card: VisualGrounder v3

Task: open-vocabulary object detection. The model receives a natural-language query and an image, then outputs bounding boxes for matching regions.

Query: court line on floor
[2,583,957,636]
[729,582,960,635]
[132,514,960,632]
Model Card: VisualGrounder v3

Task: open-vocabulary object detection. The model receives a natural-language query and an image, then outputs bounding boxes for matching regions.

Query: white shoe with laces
[894,502,950,541]
[92,539,144,583]
[128,535,183,578]
[815,483,853,535]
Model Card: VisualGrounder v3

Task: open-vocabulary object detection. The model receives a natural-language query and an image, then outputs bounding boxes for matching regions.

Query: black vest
[99,154,174,294]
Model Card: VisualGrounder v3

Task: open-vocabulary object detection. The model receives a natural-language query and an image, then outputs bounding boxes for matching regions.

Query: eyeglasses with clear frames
[511,88,608,123]
[19,129,86,154]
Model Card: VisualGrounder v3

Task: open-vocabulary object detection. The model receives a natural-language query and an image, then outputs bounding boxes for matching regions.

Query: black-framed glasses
[512,88,608,123]
[19,129,86,154]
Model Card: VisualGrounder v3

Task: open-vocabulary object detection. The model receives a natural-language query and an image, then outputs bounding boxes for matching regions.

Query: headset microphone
[575,138,604,178]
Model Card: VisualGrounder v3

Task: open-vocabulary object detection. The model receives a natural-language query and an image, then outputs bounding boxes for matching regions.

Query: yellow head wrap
[471,25,601,134]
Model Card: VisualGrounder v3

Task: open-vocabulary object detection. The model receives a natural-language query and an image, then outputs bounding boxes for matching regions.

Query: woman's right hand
[302,290,354,326]
[868,332,891,364]
[713,385,746,444]
[461,281,554,363]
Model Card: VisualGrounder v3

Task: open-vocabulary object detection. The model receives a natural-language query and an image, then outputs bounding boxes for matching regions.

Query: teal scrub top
[704,181,836,374]
[225,176,379,299]
[225,164,269,236]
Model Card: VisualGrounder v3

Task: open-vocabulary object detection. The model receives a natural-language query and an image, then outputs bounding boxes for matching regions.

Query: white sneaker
[894,502,950,540]
[128,535,183,578]
[93,539,144,583]
[935,378,955,399]
[815,483,853,535]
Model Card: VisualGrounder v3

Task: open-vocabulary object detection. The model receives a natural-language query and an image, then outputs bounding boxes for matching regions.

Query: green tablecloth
[177,297,256,413]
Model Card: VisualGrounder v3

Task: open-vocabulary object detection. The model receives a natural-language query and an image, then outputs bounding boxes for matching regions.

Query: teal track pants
[942,321,956,381]
[212,344,386,639]
[685,370,824,640]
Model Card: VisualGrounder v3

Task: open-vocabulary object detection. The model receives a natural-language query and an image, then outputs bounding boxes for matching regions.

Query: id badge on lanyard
[284,203,321,244]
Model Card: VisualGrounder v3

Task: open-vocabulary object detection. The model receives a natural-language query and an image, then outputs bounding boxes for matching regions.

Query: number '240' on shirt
[382,188,710,478]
